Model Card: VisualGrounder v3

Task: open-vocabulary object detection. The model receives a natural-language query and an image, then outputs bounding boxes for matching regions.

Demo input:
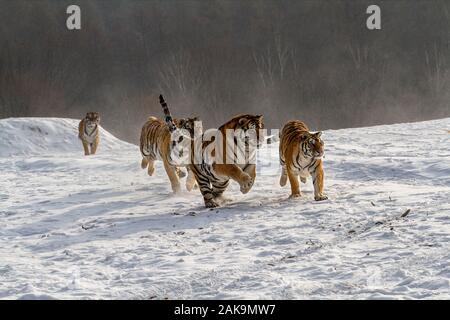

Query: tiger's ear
[315,131,322,138]
[239,118,247,125]
[299,133,309,140]
[256,115,263,121]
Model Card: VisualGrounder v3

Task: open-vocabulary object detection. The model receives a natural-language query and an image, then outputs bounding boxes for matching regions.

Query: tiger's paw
[140,158,148,169]
[172,185,182,194]
[314,194,328,201]
[239,173,254,194]
[289,193,302,199]
[205,199,219,208]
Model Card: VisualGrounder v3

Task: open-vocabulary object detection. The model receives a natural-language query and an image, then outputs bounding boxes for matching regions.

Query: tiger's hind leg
[141,157,155,176]
[163,160,181,193]
[82,140,90,156]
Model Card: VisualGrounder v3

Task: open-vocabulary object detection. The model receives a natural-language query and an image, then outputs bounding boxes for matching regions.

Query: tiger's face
[303,132,324,159]
[85,112,100,125]
[237,115,264,148]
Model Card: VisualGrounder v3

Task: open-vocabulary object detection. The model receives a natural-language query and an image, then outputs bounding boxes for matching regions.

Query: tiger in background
[78,112,100,156]
[279,120,328,201]
[139,95,200,193]
[188,114,264,208]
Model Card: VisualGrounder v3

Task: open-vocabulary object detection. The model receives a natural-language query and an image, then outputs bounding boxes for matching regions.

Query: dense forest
[1,0,450,142]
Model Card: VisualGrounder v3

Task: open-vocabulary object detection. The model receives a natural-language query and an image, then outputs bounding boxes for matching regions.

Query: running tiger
[279,120,328,201]
[139,96,200,193]
[188,114,264,208]
[78,112,100,156]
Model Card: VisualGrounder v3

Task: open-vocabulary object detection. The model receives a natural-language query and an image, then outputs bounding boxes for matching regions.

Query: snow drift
[0,117,449,299]
[0,118,131,157]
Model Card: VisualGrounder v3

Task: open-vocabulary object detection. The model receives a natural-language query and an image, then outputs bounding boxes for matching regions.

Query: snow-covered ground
[0,117,449,300]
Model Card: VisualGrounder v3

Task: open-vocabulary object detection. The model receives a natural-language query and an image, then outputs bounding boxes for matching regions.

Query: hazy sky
[1,0,449,142]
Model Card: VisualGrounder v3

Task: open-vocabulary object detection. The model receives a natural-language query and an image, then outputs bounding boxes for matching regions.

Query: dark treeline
[1,0,450,142]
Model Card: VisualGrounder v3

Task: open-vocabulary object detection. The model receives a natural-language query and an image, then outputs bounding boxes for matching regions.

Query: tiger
[139,95,200,193]
[188,114,264,208]
[279,120,328,201]
[78,112,100,156]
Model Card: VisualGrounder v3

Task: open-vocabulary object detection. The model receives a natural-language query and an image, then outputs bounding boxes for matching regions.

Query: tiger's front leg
[82,140,90,156]
[199,181,219,208]
[189,166,218,207]
[213,163,253,194]
[212,180,230,200]
[287,166,301,198]
[309,160,328,201]
[90,141,98,155]
[163,160,181,193]
[244,164,256,182]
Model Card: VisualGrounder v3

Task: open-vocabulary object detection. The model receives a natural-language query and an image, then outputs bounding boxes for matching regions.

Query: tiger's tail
[159,94,177,133]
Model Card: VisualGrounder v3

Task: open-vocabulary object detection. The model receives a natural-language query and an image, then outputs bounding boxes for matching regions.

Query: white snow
[0,118,128,157]
[0,117,449,299]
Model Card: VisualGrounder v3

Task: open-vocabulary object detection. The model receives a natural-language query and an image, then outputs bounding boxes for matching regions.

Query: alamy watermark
[167,121,277,167]
[65,4,381,31]
[66,5,81,30]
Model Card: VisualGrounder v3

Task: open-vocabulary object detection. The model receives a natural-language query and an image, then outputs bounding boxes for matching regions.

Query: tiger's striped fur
[78,112,100,156]
[279,120,327,201]
[189,114,264,208]
[140,97,199,193]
